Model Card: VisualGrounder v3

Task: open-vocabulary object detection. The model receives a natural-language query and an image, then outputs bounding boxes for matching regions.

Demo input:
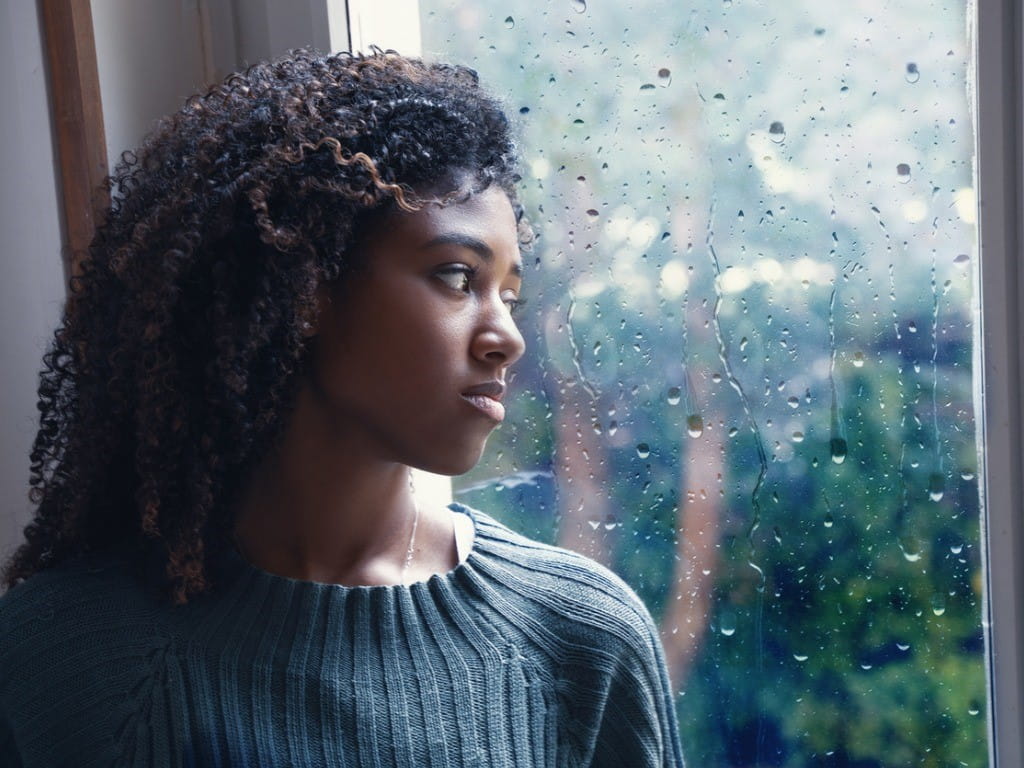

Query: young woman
[0,50,684,767]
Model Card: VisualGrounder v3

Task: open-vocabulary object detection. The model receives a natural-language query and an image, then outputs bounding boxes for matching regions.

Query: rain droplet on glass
[899,536,923,562]
[928,473,945,502]
[930,593,946,616]
[896,163,912,183]
[719,609,736,637]
[905,62,921,83]
[666,386,682,405]
[636,443,651,459]
[768,121,786,143]
[686,414,704,438]
[852,351,866,367]
[570,0,586,12]
[504,15,515,28]
[830,437,848,464]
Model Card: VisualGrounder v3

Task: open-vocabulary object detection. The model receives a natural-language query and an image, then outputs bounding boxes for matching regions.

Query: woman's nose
[471,299,526,369]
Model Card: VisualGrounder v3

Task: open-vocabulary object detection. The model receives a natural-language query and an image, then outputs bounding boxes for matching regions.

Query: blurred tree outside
[421,1,985,765]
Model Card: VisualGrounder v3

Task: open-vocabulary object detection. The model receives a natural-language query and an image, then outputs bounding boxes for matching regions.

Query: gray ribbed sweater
[0,504,684,767]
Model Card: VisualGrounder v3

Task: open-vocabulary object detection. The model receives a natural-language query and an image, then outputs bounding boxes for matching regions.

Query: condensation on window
[421,1,985,764]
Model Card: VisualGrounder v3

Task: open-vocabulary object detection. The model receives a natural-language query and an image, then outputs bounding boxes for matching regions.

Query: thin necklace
[233,477,422,585]
[401,472,420,585]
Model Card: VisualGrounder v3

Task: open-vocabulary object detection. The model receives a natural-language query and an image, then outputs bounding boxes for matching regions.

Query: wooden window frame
[40,0,108,281]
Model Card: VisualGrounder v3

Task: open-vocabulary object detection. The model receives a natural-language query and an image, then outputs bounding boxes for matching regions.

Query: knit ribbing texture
[0,504,685,767]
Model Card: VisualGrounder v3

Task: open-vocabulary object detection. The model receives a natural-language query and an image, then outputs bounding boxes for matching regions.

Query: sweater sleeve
[0,700,24,768]
[590,603,686,768]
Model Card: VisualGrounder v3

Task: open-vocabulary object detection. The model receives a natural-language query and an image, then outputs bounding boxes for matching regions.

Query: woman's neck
[231,383,448,586]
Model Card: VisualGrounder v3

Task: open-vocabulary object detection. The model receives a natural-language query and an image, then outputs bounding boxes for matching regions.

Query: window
[22,0,1019,763]
[345,0,1023,763]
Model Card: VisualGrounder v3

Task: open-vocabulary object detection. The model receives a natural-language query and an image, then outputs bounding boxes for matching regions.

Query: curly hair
[3,49,527,604]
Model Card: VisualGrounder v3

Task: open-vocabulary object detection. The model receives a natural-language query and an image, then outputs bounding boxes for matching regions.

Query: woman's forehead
[392,186,520,253]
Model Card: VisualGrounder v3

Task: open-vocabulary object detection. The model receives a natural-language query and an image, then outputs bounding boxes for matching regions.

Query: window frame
[976,0,1024,763]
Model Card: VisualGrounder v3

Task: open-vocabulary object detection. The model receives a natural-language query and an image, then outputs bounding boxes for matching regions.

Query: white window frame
[332,0,1024,761]
[976,0,1024,763]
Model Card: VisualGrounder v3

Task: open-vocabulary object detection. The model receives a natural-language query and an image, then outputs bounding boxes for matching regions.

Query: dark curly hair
[3,49,527,604]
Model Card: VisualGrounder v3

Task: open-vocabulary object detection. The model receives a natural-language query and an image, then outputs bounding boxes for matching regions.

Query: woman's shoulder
[456,503,660,646]
[0,550,162,666]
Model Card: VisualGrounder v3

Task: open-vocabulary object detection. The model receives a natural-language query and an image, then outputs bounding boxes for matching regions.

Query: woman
[0,50,684,767]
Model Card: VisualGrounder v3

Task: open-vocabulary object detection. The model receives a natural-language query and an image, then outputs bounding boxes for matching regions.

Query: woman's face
[307,185,526,475]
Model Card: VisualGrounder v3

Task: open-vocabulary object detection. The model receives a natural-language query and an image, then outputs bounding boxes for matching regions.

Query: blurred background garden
[420,1,985,765]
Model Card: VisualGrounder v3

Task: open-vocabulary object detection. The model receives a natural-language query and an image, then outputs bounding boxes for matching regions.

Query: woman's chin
[413,441,489,477]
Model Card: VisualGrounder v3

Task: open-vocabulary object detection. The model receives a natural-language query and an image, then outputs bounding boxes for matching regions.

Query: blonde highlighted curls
[4,49,527,604]
[285,139,417,211]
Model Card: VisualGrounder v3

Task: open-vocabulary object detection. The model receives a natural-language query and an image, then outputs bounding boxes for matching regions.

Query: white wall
[0,2,67,562]
[232,0,339,68]
[91,0,351,171]
[91,0,211,170]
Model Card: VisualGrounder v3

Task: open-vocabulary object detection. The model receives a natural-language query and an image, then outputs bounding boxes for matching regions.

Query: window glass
[420,1,985,763]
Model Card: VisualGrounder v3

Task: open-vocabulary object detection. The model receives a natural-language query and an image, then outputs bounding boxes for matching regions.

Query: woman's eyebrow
[422,233,524,277]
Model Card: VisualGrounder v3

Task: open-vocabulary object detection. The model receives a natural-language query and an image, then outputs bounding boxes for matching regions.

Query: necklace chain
[401,471,420,585]
[234,471,422,586]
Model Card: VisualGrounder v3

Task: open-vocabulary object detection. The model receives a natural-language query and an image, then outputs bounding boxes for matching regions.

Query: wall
[91,0,349,168]
[91,0,211,170]
[0,2,67,562]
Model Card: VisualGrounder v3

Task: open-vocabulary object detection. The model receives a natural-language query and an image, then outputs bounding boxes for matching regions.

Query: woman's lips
[461,393,506,422]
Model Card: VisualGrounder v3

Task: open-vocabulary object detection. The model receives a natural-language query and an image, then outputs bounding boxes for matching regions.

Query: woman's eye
[436,266,473,293]
[504,296,527,315]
